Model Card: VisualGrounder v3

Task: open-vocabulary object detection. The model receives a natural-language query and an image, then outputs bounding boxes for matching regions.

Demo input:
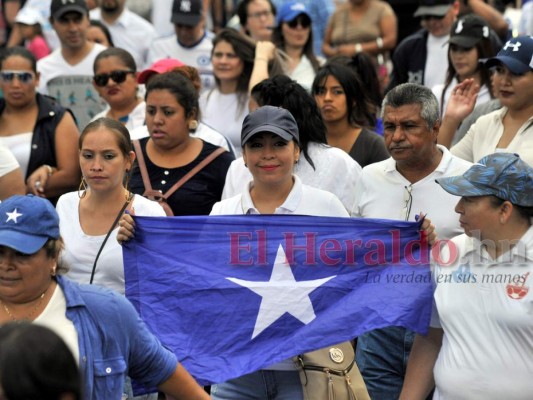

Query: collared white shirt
[430,226,533,399]
[90,8,158,69]
[352,145,472,240]
[212,175,348,217]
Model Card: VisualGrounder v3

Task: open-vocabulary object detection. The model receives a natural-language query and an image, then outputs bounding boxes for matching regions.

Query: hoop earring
[189,120,198,132]
[78,177,88,198]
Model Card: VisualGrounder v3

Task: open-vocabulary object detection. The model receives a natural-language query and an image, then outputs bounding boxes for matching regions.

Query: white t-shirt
[289,55,317,93]
[222,142,362,212]
[0,143,20,177]
[451,107,533,166]
[424,34,449,90]
[89,8,158,69]
[57,192,166,294]
[37,43,107,129]
[352,145,472,240]
[0,133,32,178]
[91,100,146,132]
[199,88,249,157]
[35,284,79,364]
[430,227,533,399]
[146,32,215,93]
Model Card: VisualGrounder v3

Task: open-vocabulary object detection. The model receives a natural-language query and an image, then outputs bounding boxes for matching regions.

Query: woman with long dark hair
[312,62,388,167]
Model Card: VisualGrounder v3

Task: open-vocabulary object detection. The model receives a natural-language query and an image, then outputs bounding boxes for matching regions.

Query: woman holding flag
[118,105,435,399]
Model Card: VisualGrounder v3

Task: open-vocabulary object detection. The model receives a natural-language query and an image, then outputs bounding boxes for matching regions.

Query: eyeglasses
[248,10,273,19]
[421,14,446,21]
[287,16,311,29]
[402,185,413,221]
[0,70,34,84]
[93,70,135,87]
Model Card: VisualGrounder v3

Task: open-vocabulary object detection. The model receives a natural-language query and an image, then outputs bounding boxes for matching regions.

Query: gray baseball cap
[241,106,300,146]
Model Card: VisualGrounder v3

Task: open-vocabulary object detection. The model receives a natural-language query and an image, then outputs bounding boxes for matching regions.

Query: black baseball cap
[449,15,490,48]
[50,0,88,20]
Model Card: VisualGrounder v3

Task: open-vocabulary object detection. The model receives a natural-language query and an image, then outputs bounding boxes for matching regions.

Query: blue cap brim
[278,10,311,24]
[435,175,496,198]
[0,230,48,254]
[484,56,531,75]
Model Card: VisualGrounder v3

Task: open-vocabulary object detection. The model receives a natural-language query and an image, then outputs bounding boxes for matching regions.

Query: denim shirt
[57,276,177,399]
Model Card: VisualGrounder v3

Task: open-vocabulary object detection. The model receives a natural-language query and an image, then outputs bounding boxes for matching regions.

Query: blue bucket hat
[276,1,311,24]
[436,153,533,207]
[0,195,60,254]
[483,36,533,75]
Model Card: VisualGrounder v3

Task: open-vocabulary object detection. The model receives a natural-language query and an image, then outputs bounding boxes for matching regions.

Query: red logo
[507,272,530,300]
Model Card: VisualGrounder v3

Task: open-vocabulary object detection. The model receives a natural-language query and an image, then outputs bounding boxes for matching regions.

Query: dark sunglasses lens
[94,71,130,86]
[288,15,310,28]
[422,14,445,21]
[1,73,14,82]
[18,72,33,83]
[1,72,33,83]
[94,74,109,87]
[110,71,129,84]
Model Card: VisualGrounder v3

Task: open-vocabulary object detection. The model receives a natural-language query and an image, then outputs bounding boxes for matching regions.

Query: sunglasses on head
[93,70,135,87]
[287,15,311,29]
[0,70,34,84]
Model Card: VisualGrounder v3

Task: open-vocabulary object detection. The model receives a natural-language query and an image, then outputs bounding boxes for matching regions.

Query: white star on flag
[5,209,22,223]
[227,244,336,339]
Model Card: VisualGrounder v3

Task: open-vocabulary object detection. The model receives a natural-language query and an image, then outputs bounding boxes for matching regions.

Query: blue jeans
[211,370,303,400]
[123,376,158,400]
[355,327,415,400]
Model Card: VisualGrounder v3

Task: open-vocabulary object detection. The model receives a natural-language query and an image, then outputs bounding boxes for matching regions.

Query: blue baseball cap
[0,195,59,254]
[241,106,300,146]
[436,153,533,207]
[276,1,311,24]
[483,36,533,75]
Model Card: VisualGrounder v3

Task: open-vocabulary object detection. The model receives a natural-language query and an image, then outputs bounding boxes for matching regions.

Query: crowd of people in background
[0,0,532,399]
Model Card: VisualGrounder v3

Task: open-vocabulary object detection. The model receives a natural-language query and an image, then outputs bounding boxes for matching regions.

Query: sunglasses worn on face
[287,16,311,29]
[93,70,135,87]
[421,14,446,21]
[0,70,34,84]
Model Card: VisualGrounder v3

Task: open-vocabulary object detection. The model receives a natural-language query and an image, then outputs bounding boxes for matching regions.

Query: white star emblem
[227,244,336,339]
[5,208,22,223]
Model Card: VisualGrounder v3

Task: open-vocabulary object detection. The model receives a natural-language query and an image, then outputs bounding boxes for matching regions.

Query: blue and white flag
[123,214,432,386]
